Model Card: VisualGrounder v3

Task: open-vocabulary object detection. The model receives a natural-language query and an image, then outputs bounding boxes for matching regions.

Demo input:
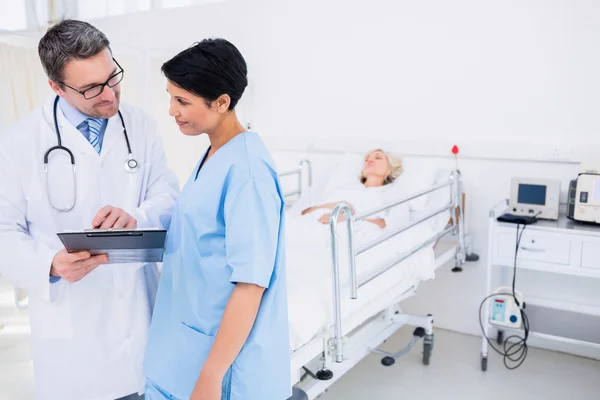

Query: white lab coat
[0,97,180,400]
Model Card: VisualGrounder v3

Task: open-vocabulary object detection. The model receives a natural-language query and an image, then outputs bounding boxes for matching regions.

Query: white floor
[0,324,35,400]
[318,326,600,400]
[1,324,599,400]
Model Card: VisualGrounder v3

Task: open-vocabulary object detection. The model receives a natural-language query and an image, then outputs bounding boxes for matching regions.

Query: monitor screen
[517,184,546,205]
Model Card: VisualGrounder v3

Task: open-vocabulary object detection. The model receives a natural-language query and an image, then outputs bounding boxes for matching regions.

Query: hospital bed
[279,157,468,399]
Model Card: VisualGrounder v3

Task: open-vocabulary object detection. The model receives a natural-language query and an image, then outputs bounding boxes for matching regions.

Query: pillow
[320,153,364,197]
[385,157,455,212]
[286,153,363,217]
[319,153,444,214]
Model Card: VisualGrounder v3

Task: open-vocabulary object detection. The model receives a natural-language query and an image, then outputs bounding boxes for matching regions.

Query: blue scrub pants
[145,369,232,400]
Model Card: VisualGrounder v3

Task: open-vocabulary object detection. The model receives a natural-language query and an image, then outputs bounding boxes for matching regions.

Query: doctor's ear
[48,80,66,96]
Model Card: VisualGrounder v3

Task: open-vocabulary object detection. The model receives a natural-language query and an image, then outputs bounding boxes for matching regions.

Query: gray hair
[38,19,111,84]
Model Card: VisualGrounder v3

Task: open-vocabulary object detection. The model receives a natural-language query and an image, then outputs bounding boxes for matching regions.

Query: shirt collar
[58,97,93,130]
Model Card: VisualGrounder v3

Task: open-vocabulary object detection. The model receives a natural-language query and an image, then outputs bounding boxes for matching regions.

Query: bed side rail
[327,168,466,363]
[280,159,312,202]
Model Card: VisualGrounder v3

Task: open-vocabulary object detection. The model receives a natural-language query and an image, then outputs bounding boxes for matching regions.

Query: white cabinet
[496,230,571,266]
[491,214,600,279]
[481,200,600,370]
[581,240,600,271]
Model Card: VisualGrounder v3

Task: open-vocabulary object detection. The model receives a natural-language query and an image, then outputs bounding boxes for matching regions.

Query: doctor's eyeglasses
[60,58,125,100]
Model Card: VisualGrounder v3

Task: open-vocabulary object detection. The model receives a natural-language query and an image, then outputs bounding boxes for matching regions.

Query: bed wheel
[413,327,425,337]
[481,356,488,372]
[316,369,333,381]
[452,265,463,272]
[423,343,432,365]
[381,356,395,367]
[466,252,480,262]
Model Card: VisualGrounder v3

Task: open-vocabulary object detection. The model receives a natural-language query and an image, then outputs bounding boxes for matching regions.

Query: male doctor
[0,20,179,400]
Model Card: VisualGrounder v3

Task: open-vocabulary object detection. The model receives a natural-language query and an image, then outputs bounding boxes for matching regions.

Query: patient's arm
[317,214,385,228]
[301,201,354,215]
[301,204,330,215]
[364,218,386,229]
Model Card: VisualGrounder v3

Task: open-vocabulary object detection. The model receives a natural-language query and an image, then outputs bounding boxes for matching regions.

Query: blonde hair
[360,149,403,185]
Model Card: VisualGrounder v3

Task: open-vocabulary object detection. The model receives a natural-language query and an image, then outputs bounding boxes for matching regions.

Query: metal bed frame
[280,159,468,400]
[281,159,313,205]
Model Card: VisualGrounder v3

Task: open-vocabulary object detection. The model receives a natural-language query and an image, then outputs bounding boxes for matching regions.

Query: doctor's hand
[50,249,108,283]
[190,371,223,400]
[92,205,137,229]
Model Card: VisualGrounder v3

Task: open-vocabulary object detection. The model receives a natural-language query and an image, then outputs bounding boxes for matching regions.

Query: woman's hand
[190,283,264,400]
[365,218,386,229]
[190,371,223,400]
[343,202,356,214]
[318,212,350,224]
[302,201,354,216]
[318,203,356,224]
[318,213,332,224]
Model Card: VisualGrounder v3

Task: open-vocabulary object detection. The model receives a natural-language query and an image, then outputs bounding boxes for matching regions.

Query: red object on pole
[451,145,459,155]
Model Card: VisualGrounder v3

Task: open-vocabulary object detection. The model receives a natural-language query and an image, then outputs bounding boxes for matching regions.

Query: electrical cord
[479,222,530,370]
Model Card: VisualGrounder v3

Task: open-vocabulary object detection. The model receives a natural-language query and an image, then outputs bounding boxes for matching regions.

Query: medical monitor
[573,172,600,224]
[509,177,560,220]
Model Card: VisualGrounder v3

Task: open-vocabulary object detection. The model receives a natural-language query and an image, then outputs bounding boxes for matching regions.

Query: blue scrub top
[144,132,291,400]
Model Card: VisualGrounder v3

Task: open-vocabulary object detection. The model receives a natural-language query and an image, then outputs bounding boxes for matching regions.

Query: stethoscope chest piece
[125,156,140,173]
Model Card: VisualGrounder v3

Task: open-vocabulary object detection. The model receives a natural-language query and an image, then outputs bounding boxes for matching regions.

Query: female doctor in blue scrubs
[143,39,291,400]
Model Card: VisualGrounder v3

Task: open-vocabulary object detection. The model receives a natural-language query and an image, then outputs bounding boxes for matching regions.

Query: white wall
[258,0,600,146]
[90,0,600,173]
[66,0,600,353]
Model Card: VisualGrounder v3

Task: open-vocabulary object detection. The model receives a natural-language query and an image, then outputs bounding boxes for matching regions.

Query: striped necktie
[87,117,103,154]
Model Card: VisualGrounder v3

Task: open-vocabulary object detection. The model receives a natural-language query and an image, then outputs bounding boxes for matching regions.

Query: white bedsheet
[285,214,439,351]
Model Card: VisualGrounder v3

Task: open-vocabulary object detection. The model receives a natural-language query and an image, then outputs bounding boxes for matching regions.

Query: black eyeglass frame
[59,58,124,100]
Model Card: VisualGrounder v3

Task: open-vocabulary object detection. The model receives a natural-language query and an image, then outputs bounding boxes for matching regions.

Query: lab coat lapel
[100,112,125,159]
[48,100,98,157]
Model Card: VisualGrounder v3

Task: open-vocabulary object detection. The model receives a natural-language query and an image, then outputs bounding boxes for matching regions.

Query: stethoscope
[45,96,140,212]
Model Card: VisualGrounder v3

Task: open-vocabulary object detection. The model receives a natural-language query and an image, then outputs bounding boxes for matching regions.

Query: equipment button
[580,192,589,203]
[509,315,518,323]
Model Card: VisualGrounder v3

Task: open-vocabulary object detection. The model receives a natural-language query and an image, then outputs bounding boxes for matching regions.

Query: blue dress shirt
[58,97,108,150]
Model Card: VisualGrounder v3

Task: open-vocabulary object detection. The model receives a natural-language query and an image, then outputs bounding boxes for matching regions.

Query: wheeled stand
[369,313,435,367]
[373,326,434,367]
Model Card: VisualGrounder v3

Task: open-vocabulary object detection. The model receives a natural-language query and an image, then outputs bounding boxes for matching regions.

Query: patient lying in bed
[300,149,403,229]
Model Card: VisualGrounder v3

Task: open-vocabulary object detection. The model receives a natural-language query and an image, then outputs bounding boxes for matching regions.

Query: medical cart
[482,200,600,371]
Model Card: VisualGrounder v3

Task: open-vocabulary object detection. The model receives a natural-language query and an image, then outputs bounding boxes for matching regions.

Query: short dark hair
[38,19,110,83]
[162,38,248,111]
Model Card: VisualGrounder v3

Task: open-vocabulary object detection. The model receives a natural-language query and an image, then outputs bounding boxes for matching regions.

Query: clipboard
[57,228,168,264]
